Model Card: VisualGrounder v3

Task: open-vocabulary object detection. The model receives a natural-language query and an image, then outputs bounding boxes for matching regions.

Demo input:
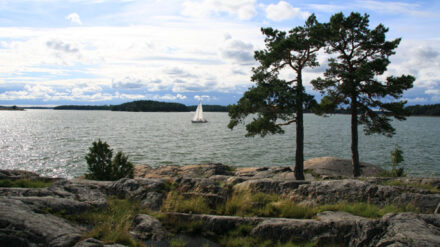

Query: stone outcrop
[130,214,169,241]
[1,159,440,246]
[0,198,83,247]
[290,179,440,213]
[304,157,386,179]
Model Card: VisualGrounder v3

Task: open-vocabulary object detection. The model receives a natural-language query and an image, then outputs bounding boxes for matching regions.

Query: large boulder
[251,212,363,245]
[351,213,440,247]
[0,198,83,247]
[166,212,262,235]
[134,163,234,181]
[130,214,169,241]
[291,179,440,213]
[233,179,309,194]
[304,157,385,178]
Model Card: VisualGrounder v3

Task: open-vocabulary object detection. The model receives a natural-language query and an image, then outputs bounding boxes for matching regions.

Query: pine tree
[312,12,415,177]
[228,15,324,180]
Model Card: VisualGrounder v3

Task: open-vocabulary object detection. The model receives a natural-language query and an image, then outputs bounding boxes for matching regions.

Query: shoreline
[1,158,440,246]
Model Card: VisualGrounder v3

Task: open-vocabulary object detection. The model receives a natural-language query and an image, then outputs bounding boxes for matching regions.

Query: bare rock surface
[166,212,263,234]
[291,179,440,213]
[2,160,440,246]
[304,157,386,178]
[0,198,83,247]
[130,214,169,241]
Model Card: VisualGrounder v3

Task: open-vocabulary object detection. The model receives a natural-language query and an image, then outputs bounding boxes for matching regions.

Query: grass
[0,178,53,188]
[161,189,419,220]
[161,191,213,214]
[170,237,187,247]
[159,216,319,247]
[377,169,406,178]
[62,197,148,247]
[317,202,418,218]
[217,192,316,218]
[382,180,440,193]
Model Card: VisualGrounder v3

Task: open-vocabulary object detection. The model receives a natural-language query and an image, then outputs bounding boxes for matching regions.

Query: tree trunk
[351,96,361,177]
[295,74,305,180]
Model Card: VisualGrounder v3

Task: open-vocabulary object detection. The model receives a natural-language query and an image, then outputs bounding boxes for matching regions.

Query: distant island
[54,105,112,110]
[405,104,440,116]
[53,100,229,112]
[186,104,228,112]
[13,102,440,116]
[0,105,24,111]
[111,100,188,112]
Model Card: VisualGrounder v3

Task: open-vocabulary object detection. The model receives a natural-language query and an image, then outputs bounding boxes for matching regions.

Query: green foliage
[85,139,134,181]
[161,191,212,214]
[311,12,415,177]
[378,145,406,177]
[161,189,418,220]
[112,151,134,179]
[170,237,188,247]
[160,214,207,237]
[228,15,323,136]
[228,14,324,180]
[187,105,229,112]
[218,191,317,218]
[62,197,147,247]
[406,103,440,116]
[0,178,52,188]
[389,145,406,177]
[391,145,404,167]
[317,201,417,218]
[53,105,112,110]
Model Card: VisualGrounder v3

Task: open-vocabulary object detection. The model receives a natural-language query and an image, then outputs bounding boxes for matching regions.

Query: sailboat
[191,101,207,123]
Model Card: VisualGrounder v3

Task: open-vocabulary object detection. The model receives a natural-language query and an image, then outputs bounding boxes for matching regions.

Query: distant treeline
[54,105,111,110]
[0,105,24,111]
[405,104,440,116]
[111,100,188,112]
[54,100,230,112]
[187,105,229,112]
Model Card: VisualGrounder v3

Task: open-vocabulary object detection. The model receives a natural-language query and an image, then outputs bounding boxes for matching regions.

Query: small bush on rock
[379,145,406,177]
[85,139,134,181]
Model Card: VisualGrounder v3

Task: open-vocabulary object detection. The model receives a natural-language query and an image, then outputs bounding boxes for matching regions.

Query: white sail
[192,101,207,123]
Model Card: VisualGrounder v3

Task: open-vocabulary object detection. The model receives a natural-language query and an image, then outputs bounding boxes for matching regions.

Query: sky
[0,0,439,106]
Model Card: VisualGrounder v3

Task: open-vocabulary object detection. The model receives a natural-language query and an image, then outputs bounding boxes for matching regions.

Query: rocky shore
[1,157,440,247]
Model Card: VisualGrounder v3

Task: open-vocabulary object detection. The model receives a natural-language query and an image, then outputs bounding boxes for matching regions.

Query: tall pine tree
[228,15,323,180]
[312,12,415,177]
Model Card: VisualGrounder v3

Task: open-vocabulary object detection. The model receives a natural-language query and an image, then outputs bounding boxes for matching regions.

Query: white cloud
[65,12,82,25]
[182,0,257,20]
[425,89,440,95]
[403,97,427,103]
[153,94,187,100]
[265,1,310,21]
[194,95,211,101]
[220,38,255,65]
[46,40,79,53]
[307,0,432,17]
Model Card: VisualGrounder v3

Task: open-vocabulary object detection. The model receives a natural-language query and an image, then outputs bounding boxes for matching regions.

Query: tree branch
[276,118,297,126]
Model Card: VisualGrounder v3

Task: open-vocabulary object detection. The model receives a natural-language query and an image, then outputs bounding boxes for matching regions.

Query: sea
[0,110,439,178]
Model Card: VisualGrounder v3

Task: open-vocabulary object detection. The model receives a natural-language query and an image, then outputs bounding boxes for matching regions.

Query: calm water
[0,110,439,178]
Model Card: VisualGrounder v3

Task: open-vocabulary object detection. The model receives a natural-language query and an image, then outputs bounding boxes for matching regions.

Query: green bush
[379,145,406,177]
[85,139,134,181]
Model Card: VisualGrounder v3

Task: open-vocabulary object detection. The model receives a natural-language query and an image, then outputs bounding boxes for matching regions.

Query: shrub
[61,197,147,247]
[0,178,52,188]
[85,139,134,181]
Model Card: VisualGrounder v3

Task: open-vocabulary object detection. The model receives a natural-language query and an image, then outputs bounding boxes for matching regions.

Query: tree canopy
[312,12,415,177]
[228,14,323,180]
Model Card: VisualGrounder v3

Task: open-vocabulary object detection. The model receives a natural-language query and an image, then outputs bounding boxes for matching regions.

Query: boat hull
[191,120,208,123]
